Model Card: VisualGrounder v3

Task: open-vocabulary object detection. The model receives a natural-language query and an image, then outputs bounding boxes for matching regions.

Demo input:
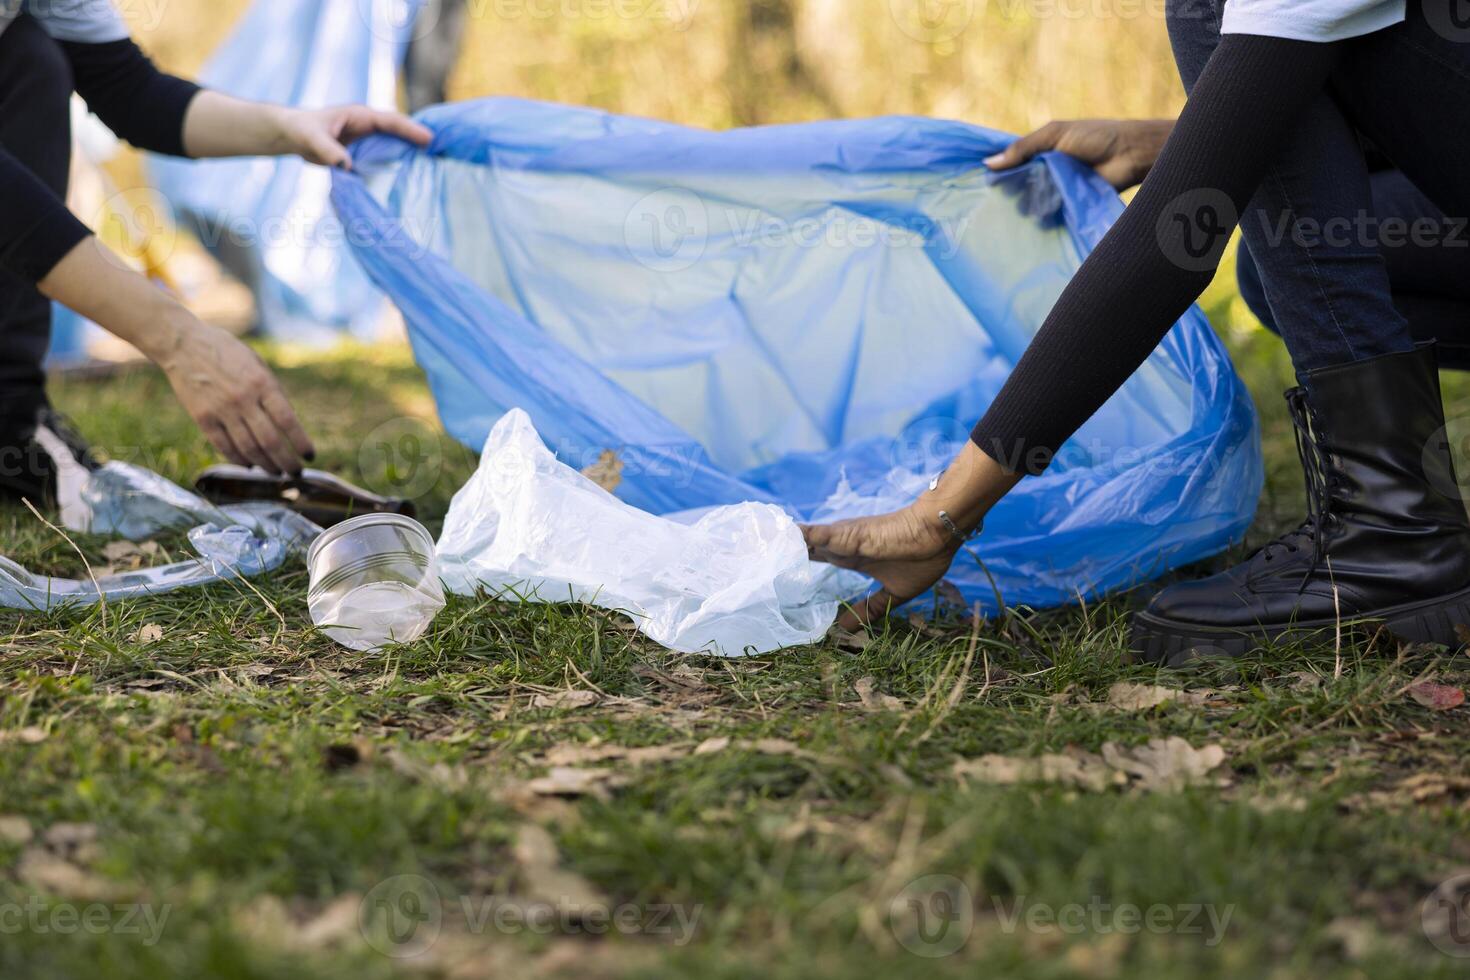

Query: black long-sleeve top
[0,18,200,282]
[969,33,1343,472]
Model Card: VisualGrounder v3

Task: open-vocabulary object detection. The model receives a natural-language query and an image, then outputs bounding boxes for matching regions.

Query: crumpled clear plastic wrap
[0,459,321,612]
[436,410,864,655]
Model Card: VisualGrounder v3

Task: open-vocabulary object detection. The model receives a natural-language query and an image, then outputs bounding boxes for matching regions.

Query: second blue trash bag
[150,0,421,343]
[332,98,1263,612]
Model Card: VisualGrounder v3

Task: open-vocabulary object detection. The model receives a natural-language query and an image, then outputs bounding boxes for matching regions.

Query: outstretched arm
[59,37,433,163]
[807,33,1343,626]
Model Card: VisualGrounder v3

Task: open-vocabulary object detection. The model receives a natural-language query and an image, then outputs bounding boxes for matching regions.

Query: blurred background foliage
[114,0,1259,343]
[123,0,1187,133]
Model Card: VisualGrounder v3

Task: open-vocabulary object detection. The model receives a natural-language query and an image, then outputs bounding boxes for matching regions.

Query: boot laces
[1261,388,1336,571]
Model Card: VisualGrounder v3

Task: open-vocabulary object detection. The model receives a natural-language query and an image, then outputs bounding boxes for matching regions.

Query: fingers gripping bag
[331,98,1262,644]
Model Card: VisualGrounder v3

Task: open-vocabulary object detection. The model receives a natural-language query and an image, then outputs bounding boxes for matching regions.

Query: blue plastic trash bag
[149,0,421,343]
[333,98,1263,613]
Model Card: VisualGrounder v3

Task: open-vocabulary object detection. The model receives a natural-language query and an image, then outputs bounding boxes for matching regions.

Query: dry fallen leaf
[543,743,689,767]
[1342,773,1470,811]
[750,738,806,757]
[1408,681,1465,711]
[691,736,842,766]
[1285,671,1325,691]
[513,823,607,913]
[17,847,119,901]
[383,749,469,791]
[0,726,47,745]
[43,822,99,851]
[531,690,600,710]
[1105,682,1212,712]
[580,450,624,493]
[1246,793,1308,814]
[952,749,1124,793]
[1323,917,1377,961]
[693,737,731,756]
[954,737,1229,794]
[525,766,629,800]
[295,894,363,950]
[235,894,362,951]
[0,814,33,845]
[1101,737,1229,791]
[854,676,904,712]
[102,540,160,566]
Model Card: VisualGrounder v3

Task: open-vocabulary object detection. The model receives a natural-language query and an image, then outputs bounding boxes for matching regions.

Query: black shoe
[1131,344,1470,665]
[0,407,99,507]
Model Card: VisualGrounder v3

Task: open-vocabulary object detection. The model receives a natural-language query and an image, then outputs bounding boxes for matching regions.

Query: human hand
[274,104,433,169]
[983,118,1174,191]
[802,506,960,630]
[152,315,315,474]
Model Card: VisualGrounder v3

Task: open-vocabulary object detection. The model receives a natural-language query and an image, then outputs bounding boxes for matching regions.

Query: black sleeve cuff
[0,149,92,283]
[59,38,201,157]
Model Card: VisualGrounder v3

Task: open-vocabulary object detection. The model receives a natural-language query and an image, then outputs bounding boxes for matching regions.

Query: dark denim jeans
[1167,0,1470,375]
[1236,169,1470,370]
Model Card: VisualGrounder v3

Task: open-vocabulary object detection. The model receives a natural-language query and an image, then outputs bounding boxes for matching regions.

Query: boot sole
[1129,584,1470,667]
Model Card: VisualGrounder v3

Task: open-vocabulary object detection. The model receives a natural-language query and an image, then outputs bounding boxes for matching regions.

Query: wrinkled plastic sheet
[0,458,320,612]
[334,98,1264,614]
[437,410,862,655]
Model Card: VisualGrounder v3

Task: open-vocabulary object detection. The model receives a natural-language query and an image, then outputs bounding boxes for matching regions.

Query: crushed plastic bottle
[0,458,321,611]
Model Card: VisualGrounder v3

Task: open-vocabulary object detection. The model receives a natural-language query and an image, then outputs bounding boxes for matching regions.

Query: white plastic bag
[435,410,862,655]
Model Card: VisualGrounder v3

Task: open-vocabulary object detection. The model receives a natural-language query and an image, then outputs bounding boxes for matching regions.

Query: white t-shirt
[0,0,128,43]
[1221,0,1406,41]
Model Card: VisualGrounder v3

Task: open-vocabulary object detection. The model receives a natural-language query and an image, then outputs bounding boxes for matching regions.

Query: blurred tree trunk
[725,0,839,125]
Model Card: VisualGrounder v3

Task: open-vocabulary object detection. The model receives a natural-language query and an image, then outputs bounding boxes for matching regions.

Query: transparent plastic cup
[306,513,445,651]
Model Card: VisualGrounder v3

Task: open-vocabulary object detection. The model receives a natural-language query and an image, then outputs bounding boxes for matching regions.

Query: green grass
[3,305,1469,978]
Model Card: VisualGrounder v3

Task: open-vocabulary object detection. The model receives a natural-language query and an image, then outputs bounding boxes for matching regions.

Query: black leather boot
[1131,344,1470,665]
